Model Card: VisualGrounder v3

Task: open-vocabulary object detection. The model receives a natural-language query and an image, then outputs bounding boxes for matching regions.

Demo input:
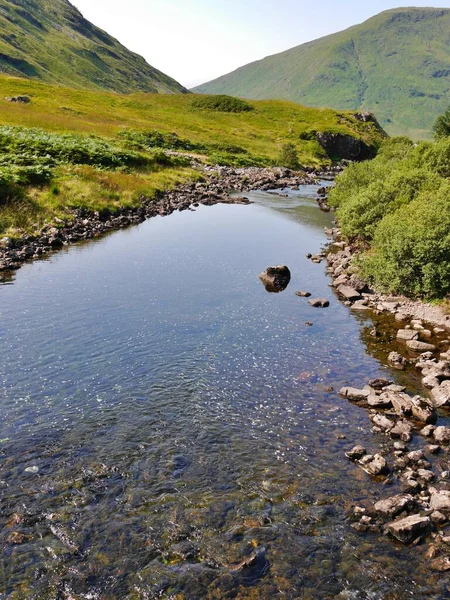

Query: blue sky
[72,1,450,87]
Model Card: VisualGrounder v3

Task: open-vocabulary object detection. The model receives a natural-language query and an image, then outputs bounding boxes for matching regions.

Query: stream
[0,185,448,599]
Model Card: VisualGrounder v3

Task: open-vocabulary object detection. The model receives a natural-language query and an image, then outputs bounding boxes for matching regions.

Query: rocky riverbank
[324,227,450,571]
[0,165,337,279]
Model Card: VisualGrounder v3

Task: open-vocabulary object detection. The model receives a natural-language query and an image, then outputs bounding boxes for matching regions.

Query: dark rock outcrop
[316,132,377,161]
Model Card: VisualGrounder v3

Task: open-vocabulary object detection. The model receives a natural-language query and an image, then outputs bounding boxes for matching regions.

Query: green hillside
[195,7,450,139]
[0,0,187,94]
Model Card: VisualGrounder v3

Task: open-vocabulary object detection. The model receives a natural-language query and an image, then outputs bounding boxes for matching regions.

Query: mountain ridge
[0,0,188,94]
[194,7,450,138]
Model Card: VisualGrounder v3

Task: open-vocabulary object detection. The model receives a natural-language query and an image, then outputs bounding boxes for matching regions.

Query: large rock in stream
[259,265,291,293]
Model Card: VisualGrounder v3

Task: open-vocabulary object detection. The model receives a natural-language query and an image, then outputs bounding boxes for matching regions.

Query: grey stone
[374,494,416,518]
[387,514,432,544]
[397,329,419,342]
[308,298,330,308]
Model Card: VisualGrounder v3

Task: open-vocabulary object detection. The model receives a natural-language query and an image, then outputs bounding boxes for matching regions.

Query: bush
[277,143,300,170]
[433,106,450,139]
[190,95,254,113]
[118,129,204,153]
[361,183,450,298]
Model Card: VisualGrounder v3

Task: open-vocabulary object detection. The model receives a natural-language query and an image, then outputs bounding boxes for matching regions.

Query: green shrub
[361,183,450,298]
[190,95,254,113]
[277,143,300,170]
[433,106,450,139]
[118,129,204,153]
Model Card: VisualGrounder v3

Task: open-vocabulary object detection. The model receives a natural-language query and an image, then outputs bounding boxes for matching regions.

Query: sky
[72,1,450,88]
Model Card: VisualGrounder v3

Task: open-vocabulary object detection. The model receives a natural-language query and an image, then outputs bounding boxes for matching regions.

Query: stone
[5,95,31,104]
[388,352,407,369]
[390,421,413,442]
[428,445,440,454]
[369,378,392,390]
[395,313,409,323]
[434,426,450,444]
[316,132,377,161]
[423,375,441,390]
[384,384,406,393]
[337,285,361,301]
[367,394,392,408]
[420,425,436,437]
[406,340,436,352]
[386,514,432,544]
[340,387,370,401]
[351,300,371,311]
[431,511,448,525]
[431,381,450,407]
[259,265,291,293]
[397,329,419,342]
[24,466,39,474]
[296,291,311,297]
[371,413,394,431]
[430,490,450,512]
[430,556,450,572]
[345,445,367,461]
[359,453,389,476]
[374,494,416,518]
[308,298,330,308]
[383,391,436,424]
[417,469,435,484]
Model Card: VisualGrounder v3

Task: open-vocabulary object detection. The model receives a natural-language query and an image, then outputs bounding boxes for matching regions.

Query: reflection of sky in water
[0,189,443,599]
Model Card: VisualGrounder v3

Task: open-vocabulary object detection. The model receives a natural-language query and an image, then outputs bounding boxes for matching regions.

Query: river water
[0,186,448,599]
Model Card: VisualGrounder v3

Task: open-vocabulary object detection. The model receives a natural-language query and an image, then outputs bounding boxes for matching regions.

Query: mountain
[194,8,450,139]
[0,0,188,94]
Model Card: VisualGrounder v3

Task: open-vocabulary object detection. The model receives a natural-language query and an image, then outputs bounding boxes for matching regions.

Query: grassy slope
[0,76,385,238]
[0,75,385,164]
[0,0,187,94]
[194,7,450,139]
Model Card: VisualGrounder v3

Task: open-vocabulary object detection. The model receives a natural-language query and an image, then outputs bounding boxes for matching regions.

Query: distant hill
[194,8,450,139]
[0,0,188,94]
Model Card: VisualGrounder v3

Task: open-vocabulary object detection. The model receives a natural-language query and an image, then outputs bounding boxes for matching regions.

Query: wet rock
[428,445,440,454]
[384,384,406,393]
[390,421,413,442]
[308,298,330,308]
[430,490,450,512]
[430,556,450,571]
[259,265,291,293]
[431,511,448,525]
[434,427,450,444]
[371,413,394,432]
[359,454,389,476]
[337,285,361,302]
[296,291,311,297]
[386,514,432,544]
[407,340,437,352]
[388,352,407,369]
[369,378,392,390]
[374,494,416,518]
[421,425,436,438]
[397,329,419,342]
[340,387,370,401]
[169,540,199,561]
[430,381,450,407]
[345,445,367,461]
[383,391,436,424]
[368,394,392,409]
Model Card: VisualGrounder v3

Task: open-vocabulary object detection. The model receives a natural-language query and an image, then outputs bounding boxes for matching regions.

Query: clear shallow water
[0,187,448,599]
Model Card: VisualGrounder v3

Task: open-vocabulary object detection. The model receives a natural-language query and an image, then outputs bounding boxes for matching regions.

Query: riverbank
[0,165,338,278]
[323,226,450,571]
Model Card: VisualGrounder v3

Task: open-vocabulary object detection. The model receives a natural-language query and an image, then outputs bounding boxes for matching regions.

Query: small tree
[433,107,450,139]
[278,142,300,170]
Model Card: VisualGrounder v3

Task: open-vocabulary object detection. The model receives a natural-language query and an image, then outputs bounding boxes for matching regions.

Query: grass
[0,75,385,239]
[195,7,450,140]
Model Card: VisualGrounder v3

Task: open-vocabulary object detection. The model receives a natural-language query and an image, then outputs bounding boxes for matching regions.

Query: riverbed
[0,185,448,599]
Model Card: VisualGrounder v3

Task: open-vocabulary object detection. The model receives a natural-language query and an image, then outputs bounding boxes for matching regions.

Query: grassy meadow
[0,75,385,238]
